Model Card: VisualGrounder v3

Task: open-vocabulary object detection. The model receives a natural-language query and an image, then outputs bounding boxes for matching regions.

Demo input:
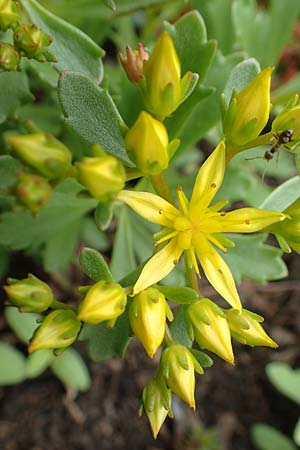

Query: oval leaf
[26,349,54,378]
[156,285,199,304]
[266,362,300,404]
[251,423,298,450]
[51,348,91,392]
[260,176,300,212]
[5,307,40,343]
[79,247,113,282]
[0,343,26,385]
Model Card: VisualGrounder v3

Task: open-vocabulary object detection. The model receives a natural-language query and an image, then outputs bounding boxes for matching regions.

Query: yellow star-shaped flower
[117,141,286,308]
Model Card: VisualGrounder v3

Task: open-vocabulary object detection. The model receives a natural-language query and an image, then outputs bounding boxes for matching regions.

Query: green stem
[51,299,76,311]
[226,131,274,163]
[149,172,173,203]
[126,168,143,181]
[184,251,203,298]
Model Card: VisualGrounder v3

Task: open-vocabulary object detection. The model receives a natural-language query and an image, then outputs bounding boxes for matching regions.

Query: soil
[0,251,300,450]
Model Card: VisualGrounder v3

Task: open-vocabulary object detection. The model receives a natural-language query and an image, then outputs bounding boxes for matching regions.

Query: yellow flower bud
[272,105,300,136]
[142,31,194,119]
[269,200,300,254]
[77,280,127,325]
[0,0,19,31]
[125,111,178,175]
[4,274,54,313]
[0,42,20,72]
[225,308,278,348]
[224,68,272,146]
[16,173,51,214]
[161,344,196,409]
[7,132,72,179]
[28,310,81,354]
[75,155,126,201]
[140,376,172,438]
[186,298,234,364]
[129,287,173,358]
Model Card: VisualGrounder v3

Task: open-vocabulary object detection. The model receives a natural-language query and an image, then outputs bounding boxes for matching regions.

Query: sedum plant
[1,0,300,439]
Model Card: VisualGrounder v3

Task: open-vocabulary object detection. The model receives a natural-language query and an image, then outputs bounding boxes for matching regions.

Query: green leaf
[260,176,300,212]
[266,362,300,404]
[81,217,110,251]
[26,349,54,378]
[79,247,113,282]
[110,205,137,280]
[293,418,300,446]
[51,347,91,392]
[223,58,261,104]
[94,201,114,231]
[5,307,40,343]
[0,245,9,277]
[0,343,27,385]
[222,234,287,284]
[0,156,22,189]
[19,0,104,83]
[190,349,213,368]
[80,309,131,361]
[157,286,199,304]
[58,71,131,164]
[251,423,298,450]
[169,305,192,347]
[0,72,32,124]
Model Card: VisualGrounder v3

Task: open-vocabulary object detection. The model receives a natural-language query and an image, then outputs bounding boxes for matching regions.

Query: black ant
[263,129,294,161]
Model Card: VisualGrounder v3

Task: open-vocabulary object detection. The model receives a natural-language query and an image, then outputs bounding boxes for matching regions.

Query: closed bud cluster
[225,308,278,348]
[16,173,51,214]
[0,42,20,71]
[140,376,172,438]
[268,200,300,254]
[129,287,173,358]
[77,280,127,325]
[125,111,179,175]
[0,0,19,31]
[161,344,200,409]
[141,31,196,119]
[186,298,234,363]
[4,274,54,313]
[7,132,72,179]
[28,310,81,354]
[223,68,272,147]
[14,23,55,62]
[76,154,126,201]
[119,42,149,83]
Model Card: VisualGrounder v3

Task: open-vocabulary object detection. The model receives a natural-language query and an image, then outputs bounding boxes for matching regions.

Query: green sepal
[156,285,199,304]
[94,200,114,231]
[275,233,292,253]
[180,72,199,103]
[79,247,113,282]
[190,349,213,368]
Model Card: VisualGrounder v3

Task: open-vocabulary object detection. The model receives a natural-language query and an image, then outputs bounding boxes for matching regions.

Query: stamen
[207,234,227,253]
[176,185,189,216]
[209,200,229,212]
[155,230,178,245]
[188,248,200,275]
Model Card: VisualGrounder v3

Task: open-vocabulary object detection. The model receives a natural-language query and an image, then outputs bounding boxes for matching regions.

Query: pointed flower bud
[14,23,54,62]
[0,42,20,71]
[268,200,300,254]
[4,274,54,313]
[7,132,72,179]
[16,173,51,214]
[125,111,178,175]
[225,308,278,348]
[0,0,19,31]
[28,310,81,353]
[76,155,126,201]
[272,105,300,137]
[142,31,195,119]
[186,298,234,364]
[77,280,127,325]
[161,344,196,409]
[140,376,172,438]
[224,68,272,147]
[129,287,173,358]
[119,42,149,83]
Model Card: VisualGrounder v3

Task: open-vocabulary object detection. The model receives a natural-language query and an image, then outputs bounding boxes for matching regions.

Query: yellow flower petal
[208,208,286,233]
[190,141,225,211]
[193,233,241,309]
[117,190,180,227]
[133,238,183,295]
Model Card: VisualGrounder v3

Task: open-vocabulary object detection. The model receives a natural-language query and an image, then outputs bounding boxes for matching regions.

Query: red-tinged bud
[14,23,55,62]
[119,42,149,83]
[4,274,54,313]
[16,173,51,214]
[0,42,20,71]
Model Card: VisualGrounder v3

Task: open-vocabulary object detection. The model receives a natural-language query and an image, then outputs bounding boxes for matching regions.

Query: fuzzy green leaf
[222,234,287,284]
[26,350,54,378]
[0,343,27,385]
[0,156,22,189]
[0,72,32,124]
[5,307,40,343]
[58,71,131,164]
[260,176,300,212]
[20,0,104,83]
[266,362,300,405]
[251,423,297,450]
[157,286,199,304]
[51,348,91,392]
[79,247,113,282]
[80,309,131,361]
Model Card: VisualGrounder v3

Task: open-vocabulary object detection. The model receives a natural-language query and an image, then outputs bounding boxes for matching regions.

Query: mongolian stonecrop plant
[1,1,300,439]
